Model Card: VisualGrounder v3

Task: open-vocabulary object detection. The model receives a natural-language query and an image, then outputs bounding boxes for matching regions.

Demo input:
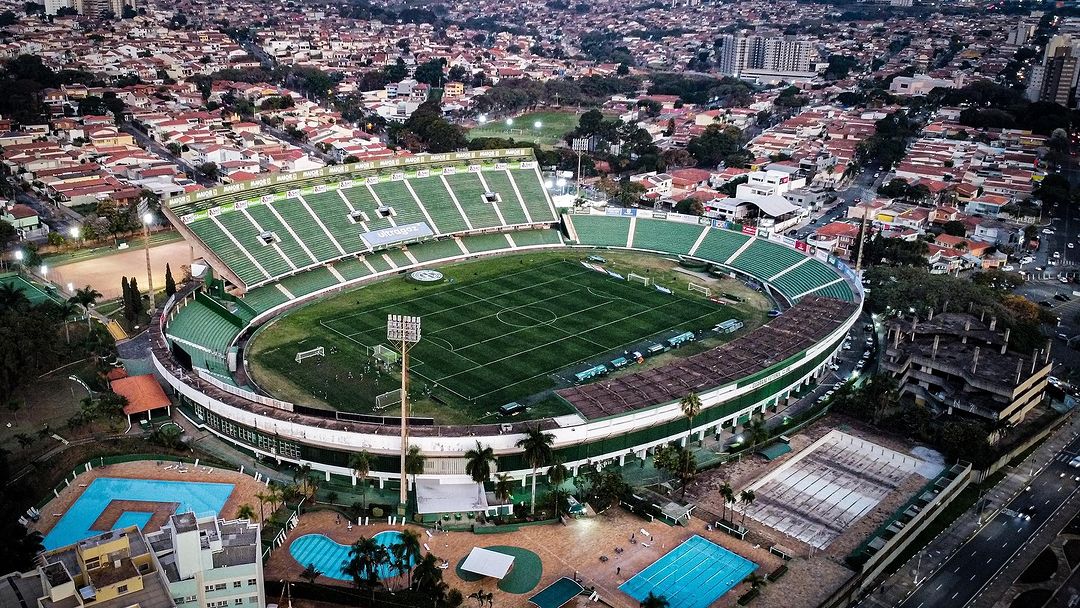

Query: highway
[897,433,1080,608]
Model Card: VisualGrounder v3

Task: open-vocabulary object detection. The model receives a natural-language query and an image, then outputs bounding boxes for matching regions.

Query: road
[120,123,215,187]
[897,433,1080,608]
[792,169,884,240]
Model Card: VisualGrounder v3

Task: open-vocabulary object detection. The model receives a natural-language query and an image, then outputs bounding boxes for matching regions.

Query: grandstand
[167,150,557,291]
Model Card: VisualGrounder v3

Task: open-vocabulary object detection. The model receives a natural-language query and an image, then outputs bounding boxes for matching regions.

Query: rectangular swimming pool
[43,477,234,550]
[619,535,757,608]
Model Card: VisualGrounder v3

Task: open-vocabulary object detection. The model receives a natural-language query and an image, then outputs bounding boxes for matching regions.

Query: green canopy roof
[758,442,792,461]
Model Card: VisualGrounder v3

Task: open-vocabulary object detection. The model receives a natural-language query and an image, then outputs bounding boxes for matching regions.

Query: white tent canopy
[460,547,515,580]
[415,478,490,514]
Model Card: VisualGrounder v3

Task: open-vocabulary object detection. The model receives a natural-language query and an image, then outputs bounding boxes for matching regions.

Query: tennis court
[619,535,757,608]
[318,259,735,408]
[0,274,63,306]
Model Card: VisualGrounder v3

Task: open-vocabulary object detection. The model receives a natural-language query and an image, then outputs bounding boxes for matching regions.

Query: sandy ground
[47,241,193,299]
[266,508,785,608]
[30,460,271,538]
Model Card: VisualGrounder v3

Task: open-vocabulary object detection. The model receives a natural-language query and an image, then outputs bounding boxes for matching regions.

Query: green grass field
[467,111,582,147]
[247,253,753,423]
[0,274,64,306]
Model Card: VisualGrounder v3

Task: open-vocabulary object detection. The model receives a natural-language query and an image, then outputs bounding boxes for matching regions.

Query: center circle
[496,305,559,328]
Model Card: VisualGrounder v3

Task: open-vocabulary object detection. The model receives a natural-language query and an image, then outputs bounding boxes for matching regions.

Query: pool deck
[267,508,784,608]
[30,460,270,539]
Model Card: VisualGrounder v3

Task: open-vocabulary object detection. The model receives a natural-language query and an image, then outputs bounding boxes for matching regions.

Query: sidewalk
[858,414,1080,608]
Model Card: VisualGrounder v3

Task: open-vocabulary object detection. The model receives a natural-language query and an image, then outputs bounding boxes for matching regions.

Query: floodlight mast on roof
[387,314,421,512]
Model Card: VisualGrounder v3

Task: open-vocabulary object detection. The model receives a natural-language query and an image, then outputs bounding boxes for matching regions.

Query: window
[247,579,257,586]
[214,583,227,591]
[233,581,242,589]
[234,600,244,605]
[248,597,258,604]
[205,585,215,593]
[117,585,128,594]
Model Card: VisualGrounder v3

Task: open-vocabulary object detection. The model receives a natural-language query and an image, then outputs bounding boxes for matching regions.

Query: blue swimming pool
[289,532,415,581]
[42,477,234,550]
[619,535,757,608]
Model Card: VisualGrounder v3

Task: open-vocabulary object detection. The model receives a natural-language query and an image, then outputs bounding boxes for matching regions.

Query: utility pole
[854,200,870,274]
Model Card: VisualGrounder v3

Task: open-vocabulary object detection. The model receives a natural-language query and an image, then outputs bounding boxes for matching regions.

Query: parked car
[1040,300,1055,308]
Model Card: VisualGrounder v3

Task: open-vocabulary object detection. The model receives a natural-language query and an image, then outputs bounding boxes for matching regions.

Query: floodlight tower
[387,314,421,512]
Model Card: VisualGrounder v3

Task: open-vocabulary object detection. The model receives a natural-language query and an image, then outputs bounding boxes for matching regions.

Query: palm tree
[405,444,425,491]
[343,535,388,602]
[676,447,697,499]
[748,414,768,449]
[548,457,570,517]
[254,491,269,522]
[55,300,76,344]
[349,450,371,512]
[393,528,422,588]
[516,425,554,515]
[69,286,101,331]
[719,482,734,523]
[300,563,321,585]
[236,504,256,521]
[725,490,738,526]
[680,392,702,444]
[0,283,29,310]
[746,573,767,590]
[739,489,756,526]
[493,473,514,504]
[464,441,496,505]
[640,592,670,608]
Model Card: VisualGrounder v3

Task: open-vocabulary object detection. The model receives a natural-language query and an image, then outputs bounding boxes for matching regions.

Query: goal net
[627,273,650,287]
[375,390,401,410]
[688,283,711,297]
[295,346,325,363]
[373,344,400,365]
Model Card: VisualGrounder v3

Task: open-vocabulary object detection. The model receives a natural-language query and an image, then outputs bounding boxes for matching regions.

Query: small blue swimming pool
[619,535,757,608]
[289,532,415,581]
[43,477,234,550]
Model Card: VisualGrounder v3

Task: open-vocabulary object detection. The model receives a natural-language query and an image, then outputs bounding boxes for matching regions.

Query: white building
[717,35,818,80]
[705,168,806,232]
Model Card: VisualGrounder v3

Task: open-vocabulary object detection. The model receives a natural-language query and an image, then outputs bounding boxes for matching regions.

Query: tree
[70,285,101,331]
[343,535,389,600]
[493,473,514,504]
[405,444,425,492]
[640,592,670,608]
[739,489,755,526]
[516,426,554,514]
[673,198,704,216]
[414,58,447,87]
[654,444,697,498]
[254,491,269,522]
[0,10,16,26]
[747,414,768,449]
[680,392,702,443]
[464,441,496,503]
[164,263,176,297]
[300,563,321,585]
[547,457,570,518]
[128,277,143,320]
[236,504,256,520]
[718,482,734,522]
[349,450,372,512]
[198,162,219,181]
[942,220,967,237]
[687,124,749,168]
[121,276,133,323]
[392,528,422,587]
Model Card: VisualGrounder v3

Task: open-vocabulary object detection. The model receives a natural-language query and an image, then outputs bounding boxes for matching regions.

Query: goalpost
[295,346,325,363]
[688,282,711,297]
[627,273,650,287]
[373,344,400,366]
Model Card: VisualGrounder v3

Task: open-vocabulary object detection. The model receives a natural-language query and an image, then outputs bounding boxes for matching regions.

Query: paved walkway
[859,413,1080,608]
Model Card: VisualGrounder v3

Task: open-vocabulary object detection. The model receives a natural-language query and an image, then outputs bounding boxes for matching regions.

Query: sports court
[317,259,737,408]
[618,535,757,608]
[0,274,63,305]
[734,430,943,549]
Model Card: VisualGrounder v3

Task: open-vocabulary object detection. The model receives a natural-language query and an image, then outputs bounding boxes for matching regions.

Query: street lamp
[142,212,156,312]
[39,264,48,282]
[533,120,543,129]
[387,314,421,512]
[69,226,81,249]
[478,114,488,124]
[505,118,514,127]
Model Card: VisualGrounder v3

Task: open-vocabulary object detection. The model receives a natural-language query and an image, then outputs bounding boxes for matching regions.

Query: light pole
[387,314,421,513]
[69,226,80,249]
[142,212,156,312]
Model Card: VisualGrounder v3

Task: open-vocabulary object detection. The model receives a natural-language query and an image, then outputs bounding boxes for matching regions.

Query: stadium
[151,147,863,492]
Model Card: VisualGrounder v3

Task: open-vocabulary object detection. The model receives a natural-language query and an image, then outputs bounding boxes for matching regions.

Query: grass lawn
[247,252,755,423]
[467,111,582,147]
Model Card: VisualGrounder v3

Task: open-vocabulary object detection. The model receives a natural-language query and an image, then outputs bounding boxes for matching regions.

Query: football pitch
[248,256,747,420]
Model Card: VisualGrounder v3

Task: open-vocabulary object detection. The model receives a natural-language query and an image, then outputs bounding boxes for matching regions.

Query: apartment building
[717,35,817,79]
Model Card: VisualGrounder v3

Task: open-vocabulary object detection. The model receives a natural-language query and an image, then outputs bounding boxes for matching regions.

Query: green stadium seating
[241,284,291,313]
[477,171,530,225]
[365,253,392,274]
[245,203,318,268]
[383,248,413,269]
[342,186,394,231]
[165,300,241,357]
[509,229,563,248]
[443,173,502,229]
[570,214,630,248]
[302,190,368,253]
[369,181,430,228]
[771,258,845,299]
[187,219,266,285]
[508,168,555,221]
[407,238,465,263]
[332,256,373,282]
[409,177,471,233]
[277,266,341,298]
[631,218,704,255]
[274,198,342,261]
[215,211,294,277]
[810,280,855,302]
[728,239,807,279]
[692,228,751,265]
[462,232,513,253]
